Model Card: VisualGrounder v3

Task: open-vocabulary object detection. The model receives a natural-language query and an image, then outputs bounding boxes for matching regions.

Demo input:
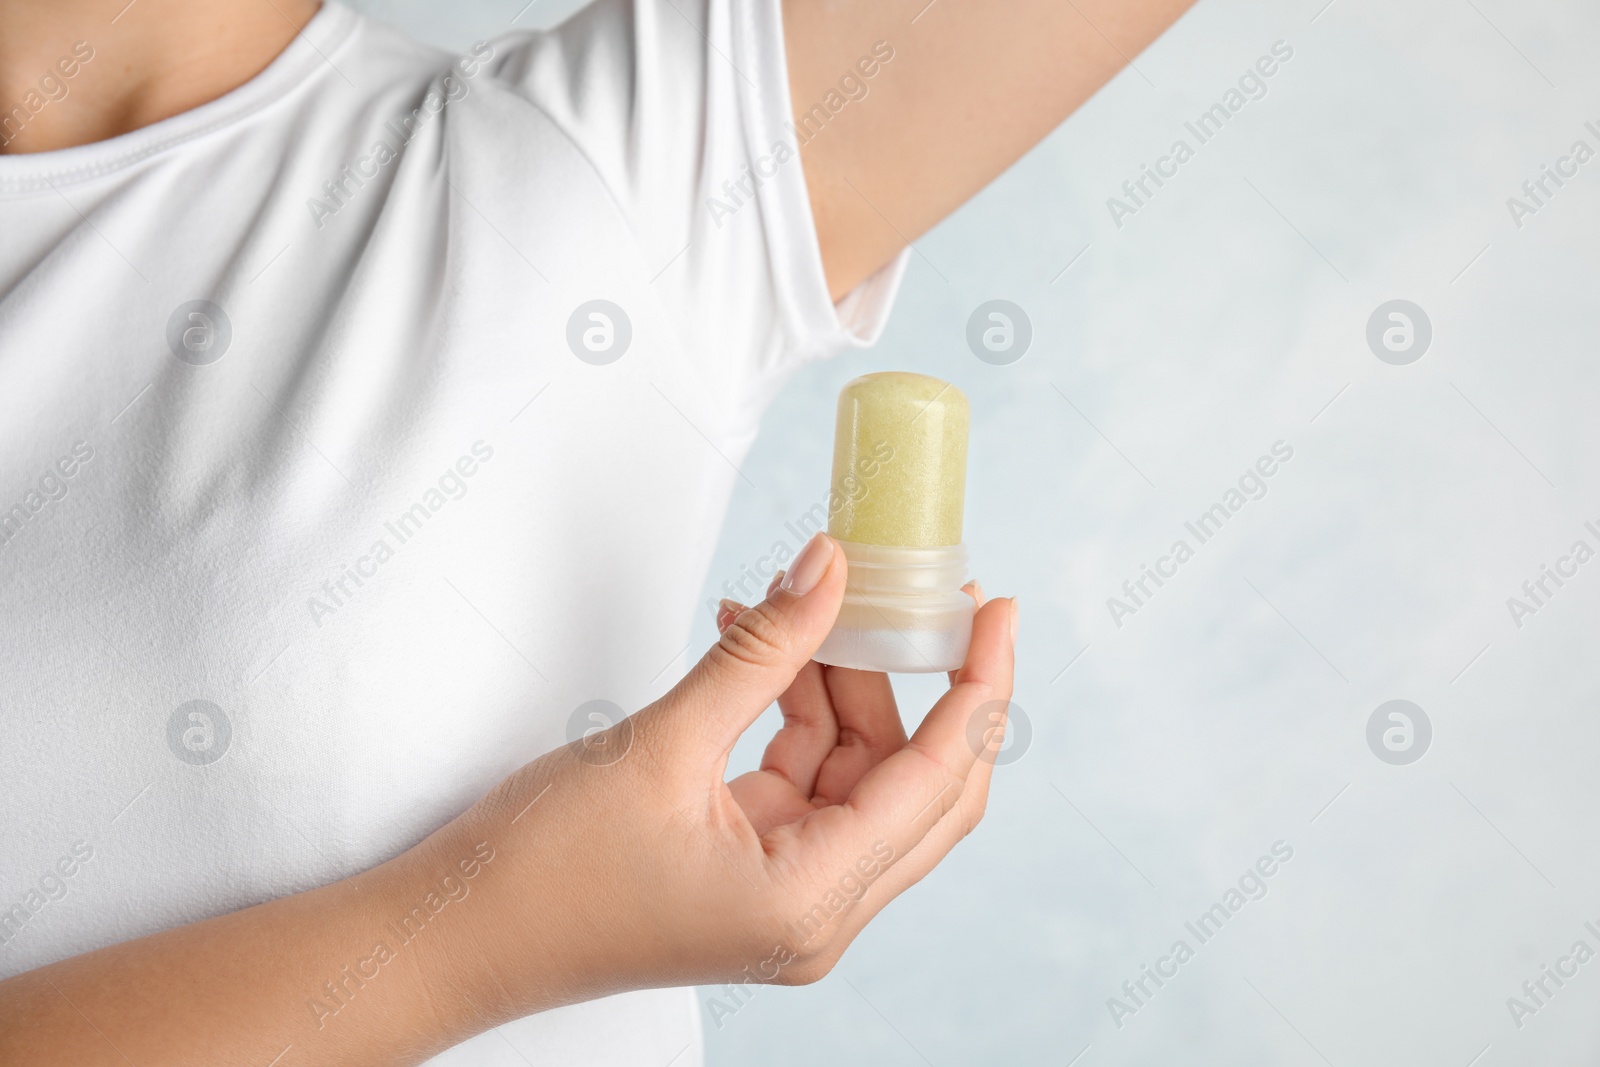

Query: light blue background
[356,1,1600,1062]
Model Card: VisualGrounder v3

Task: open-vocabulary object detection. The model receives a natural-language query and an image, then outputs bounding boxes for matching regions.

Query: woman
[0,0,1188,1062]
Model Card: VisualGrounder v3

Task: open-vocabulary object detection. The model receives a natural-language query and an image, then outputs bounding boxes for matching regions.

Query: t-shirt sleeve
[480,0,908,384]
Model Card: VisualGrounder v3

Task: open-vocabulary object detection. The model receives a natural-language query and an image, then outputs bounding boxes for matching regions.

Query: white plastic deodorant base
[813,541,975,673]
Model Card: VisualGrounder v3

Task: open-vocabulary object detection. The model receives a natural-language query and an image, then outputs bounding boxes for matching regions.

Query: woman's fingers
[911,594,1014,839]
[865,593,1011,831]
[649,533,847,766]
[697,550,1014,960]
[876,593,1014,822]
[776,750,996,978]
[751,595,1015,977]
[731,633,909,807]
[721,592,846,798]
[717,566,905,806]
[824,666,903,752]
[811,666,904,806]
[778,596,1015,892]
[726,769,818,835]
[761,660,840,796]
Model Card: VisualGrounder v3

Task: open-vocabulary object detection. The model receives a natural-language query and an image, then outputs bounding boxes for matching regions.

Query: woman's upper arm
[782,0,1198,300]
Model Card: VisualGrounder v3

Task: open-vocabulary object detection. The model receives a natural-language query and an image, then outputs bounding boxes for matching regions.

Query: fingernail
[766,571,785,598]
[718,598,745,628]
[780,533,834,597]
[1008,598,1018,646]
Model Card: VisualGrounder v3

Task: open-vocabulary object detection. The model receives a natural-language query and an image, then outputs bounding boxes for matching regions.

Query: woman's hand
[0,531,1015,1066]
[439,531,1016,1017]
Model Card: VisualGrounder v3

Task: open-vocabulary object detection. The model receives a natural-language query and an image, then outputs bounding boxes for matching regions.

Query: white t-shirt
[0,2,904,1062]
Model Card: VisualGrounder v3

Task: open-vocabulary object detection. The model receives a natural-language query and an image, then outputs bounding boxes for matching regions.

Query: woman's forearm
[0,796,541,1066]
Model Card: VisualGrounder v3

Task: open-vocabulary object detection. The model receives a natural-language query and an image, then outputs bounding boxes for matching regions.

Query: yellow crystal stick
[828,372,968,547]
[815,372,975,673]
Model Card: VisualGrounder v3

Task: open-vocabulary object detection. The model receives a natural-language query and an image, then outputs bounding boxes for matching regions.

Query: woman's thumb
[658,533,846,754]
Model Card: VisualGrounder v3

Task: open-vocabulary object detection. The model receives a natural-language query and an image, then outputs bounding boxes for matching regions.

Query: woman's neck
[0,0,318,154]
